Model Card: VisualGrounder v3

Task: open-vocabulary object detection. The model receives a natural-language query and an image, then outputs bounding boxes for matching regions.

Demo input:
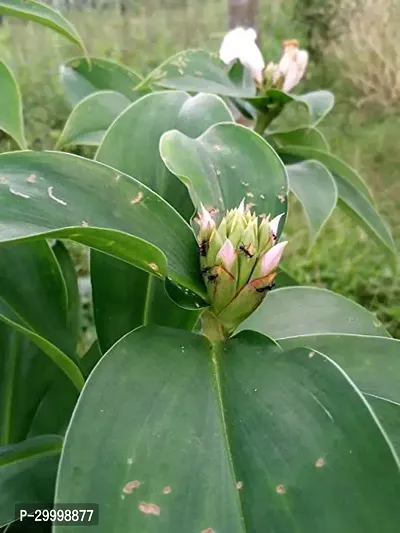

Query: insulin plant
[1,3,400,533]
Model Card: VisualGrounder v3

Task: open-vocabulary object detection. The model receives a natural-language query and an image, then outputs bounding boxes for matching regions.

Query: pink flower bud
[260,241,288,275]
[216,238,236,270]
[198,203,216,232]
[269,213,284,239]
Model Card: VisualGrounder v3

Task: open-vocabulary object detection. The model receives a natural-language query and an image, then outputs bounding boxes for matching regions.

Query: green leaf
[278,146,396,264]
[0,307,84,391]
[366,395,400,458]
[293,90,335,125]
[239,286,390,338]
[51,241,80,351]
[0,435,62,527]
[278,145,373,202]
[80,340,103,379]
[0,151,204,299]
[0,0,85,53]
[55,326,400,532]
[278,333,400,458]
[267,126,329,151]
[141,50,334,125]
[0,61,26,149]
[278,334,400,403]
[56,91,131,149]
[60,57,143,107]
[140,49,256,97]
[92,91,231,350]
[0,241,73,355]
[0,323,75,445]
[286,161,337,244]
[161,122,288,219]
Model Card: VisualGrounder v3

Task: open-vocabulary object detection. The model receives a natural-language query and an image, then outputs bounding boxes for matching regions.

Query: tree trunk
[228,0,259,31]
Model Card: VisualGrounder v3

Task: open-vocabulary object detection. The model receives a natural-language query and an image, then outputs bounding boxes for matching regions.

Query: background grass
[0,0,399,341]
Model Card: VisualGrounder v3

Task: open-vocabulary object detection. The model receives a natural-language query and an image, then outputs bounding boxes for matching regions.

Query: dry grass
[328,0,400,107]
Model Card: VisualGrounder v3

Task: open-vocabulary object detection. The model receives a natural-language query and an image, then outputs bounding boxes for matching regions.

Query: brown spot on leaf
[123,480,141,494]
[27,174,37,183]
[236,481,243,489]
[163,486,172,495]
[214,144,223,151]
[308,351,315,358]
[278,194,286,203]
[276,484,286,494]
[0,176,8,184]
[315,457,325,468]
[115,174,121,182]
[130,191,143,205]
[246,192,254,198]
[81,220,89,227]
[138,502,160,516]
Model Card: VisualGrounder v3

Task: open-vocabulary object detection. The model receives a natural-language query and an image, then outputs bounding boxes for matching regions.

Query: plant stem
[253,105,285,135]
[201,308,228,346]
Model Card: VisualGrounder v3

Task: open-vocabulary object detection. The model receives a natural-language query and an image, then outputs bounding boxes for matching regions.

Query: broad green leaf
[56,91,131,149]
[51,241,80,353]
[0,61,26,149]
[161,122,288,220]
[267,126,329,151]
[60,57,143,107]
[97,91,232,218]
[279,333,400,458]
[221,331,400,532]
[0,151,204,299]
[278,146,396,263]
[286,161,337,244]
[278,334,400,404]
[278,145,373,202]
[274,269,299,288]
[0,307,84,391]
[0,241,73,355]
[55,326,400,532]
[366,395,400,457]
[92,91,231,350]
[0,323,74,445]
[141,50,334,125]
[0,435,62,527]
[336,176,396,267]
[0,0,85,53]
[294,90,335,125]
[239,286,390,338]
[139,49,256,97]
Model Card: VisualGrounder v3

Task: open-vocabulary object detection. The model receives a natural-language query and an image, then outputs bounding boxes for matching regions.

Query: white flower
[274,40,309,93]
[219,27,265,83]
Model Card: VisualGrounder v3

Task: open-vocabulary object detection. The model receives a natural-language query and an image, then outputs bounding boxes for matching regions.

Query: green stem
[201,308,228,346]
[253,104,285,135]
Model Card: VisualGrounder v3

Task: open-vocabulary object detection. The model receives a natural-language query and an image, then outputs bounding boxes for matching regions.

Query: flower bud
[197,202,288,336]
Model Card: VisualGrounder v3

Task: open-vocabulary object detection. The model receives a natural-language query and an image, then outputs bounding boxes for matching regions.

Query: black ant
[201,266,212,275]
[255,282,276,293]
[238,242,254,258]
[199,238,209,257]
[207,273,218,283]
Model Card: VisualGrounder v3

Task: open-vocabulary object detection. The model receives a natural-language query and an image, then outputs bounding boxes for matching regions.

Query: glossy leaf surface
[60,57,143,107]
[55,326,400,532]
[56,91,131,148]
[286,161,337,243]
[239,287,389,338]
[0,151,204,299]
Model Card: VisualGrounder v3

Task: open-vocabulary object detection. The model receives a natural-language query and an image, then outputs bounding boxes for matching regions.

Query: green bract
[0,10,399,533]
